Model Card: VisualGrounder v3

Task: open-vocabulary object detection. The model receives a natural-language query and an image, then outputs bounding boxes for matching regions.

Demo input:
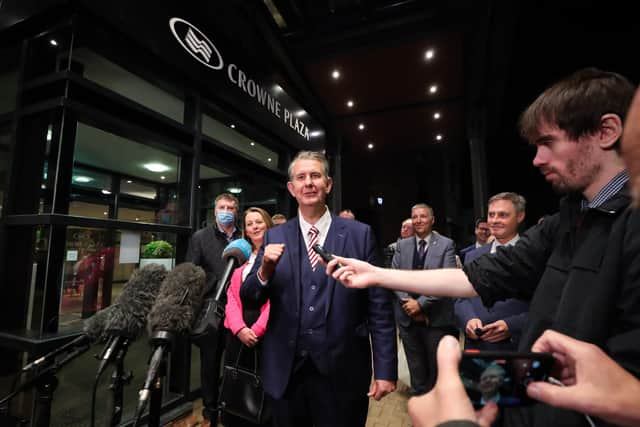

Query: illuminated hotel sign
[169,17,311,141]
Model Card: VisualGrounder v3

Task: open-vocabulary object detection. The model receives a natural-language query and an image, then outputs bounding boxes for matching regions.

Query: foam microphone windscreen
[147,262,206,334]
[83,303,118,341]
[222,238,252,265]
[104,264,168,338]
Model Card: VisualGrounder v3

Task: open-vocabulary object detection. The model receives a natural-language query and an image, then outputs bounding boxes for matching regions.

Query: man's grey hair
[411,203,434,217]
[288,151,330,180]
[488,192,526,214]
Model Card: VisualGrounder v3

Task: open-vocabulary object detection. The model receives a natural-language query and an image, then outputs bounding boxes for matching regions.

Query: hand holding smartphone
[459,351,553,408]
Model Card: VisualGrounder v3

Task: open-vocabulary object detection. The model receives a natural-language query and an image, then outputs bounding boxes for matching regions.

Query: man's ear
[286,181,295,197]
[516,211,525,225]
[326,177,333,194]
[599,113,623,150]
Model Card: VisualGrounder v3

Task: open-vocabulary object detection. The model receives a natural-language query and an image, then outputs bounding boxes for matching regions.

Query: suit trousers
[399,322,457,395]
[200,327,226,422]
[270,359,369,427]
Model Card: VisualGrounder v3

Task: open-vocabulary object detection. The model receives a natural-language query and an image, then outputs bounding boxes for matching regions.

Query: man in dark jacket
[186,192,241,426]
[326,68,640,427]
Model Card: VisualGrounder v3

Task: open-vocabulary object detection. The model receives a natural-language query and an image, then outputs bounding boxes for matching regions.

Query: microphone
[95,264,168,378]
[22,304,115,372]
[213,239,252,301]
[134,262,205,421]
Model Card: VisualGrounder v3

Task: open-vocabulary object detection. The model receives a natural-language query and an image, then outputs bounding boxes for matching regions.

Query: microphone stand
[105,338,132,427]
[0,341,90,427]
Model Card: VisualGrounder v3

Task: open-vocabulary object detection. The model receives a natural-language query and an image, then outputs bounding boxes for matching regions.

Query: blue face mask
[216,211,235,226]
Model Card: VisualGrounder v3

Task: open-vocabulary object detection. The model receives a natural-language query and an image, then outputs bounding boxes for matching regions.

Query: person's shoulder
[433,232,454,246]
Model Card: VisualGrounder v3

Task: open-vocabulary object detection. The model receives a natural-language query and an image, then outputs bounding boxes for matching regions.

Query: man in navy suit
[241,151,397,427]
[455,192,529,350]
[458,218,492,263]
[392,203,458,395]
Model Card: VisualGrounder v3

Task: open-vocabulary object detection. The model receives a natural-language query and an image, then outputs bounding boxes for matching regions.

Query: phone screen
[459,352,553,408]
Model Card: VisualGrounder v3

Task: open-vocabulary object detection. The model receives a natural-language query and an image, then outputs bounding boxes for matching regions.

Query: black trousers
[270,360,368,427]
[200,327,226,422]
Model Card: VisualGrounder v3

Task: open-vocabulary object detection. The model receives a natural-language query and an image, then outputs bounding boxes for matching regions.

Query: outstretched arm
[326,256,478,298]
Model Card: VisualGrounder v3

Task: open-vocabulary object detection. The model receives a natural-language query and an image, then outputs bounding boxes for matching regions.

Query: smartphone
[459,351,554,408]
[312,244,334,263]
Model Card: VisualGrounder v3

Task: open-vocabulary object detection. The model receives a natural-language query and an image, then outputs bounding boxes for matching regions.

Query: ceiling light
[358,123,365,131]
[429,85,438,94]
[295,110,307,117]
[49,39,58,46]
[103,212,108,215]
[160,176,166,180]
[433,112,441,120]
[126,180,132,183]
[267,158,272,162]
[436,134,443,141]
[135,217,139,221]
[230,124,236,129]
[41,184,46,189]
[227,187,242,194]
[143,162,170,173]
[250,142,255,146]
[331,70,340,80]
[347,100,354,108]
[310,130,323,138]
[73,176,93,183]
[273,84,283,93]
[425,49,435,60]
[367,143,374,149]
[46,127,53,142]
[101,189,112,195]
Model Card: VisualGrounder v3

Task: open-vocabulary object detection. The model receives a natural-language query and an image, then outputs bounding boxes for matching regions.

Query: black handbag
[218,346,270,423]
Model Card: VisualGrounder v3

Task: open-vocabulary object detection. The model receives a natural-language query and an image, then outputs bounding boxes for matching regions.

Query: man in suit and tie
[185,193,241,426]
[392,203,457,395]
[455,192,529,351]
[241,151,397,427]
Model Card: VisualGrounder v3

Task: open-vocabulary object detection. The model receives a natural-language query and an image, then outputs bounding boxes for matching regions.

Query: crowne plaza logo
[169,18,223,70]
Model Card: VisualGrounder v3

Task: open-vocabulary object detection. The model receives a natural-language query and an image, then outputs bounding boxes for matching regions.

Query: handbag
[190,297,225,346]
[218,345,270,423]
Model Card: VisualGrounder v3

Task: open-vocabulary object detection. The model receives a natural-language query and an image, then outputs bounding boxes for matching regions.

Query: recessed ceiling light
[433,112,441,120]
[347,100,354,108]
[331,69,340,79]
[295,110,307,117]
[267,158,272,162]
[160,175,166,180]
[73,176,93,183]
[310,130,323,138]
[273,84,283,93]
[230,124,236,129]
[250,142,255,146]
[358,123,365,131]
[135,217,139,221]
[429,85,438,94]
[46,128,53,142]
[425,49,435,60]
[126,180,132,183]
[103,212,108,216]
[49,39,58,46]
[367,143,374,149]
[227,187,242,194]
[144,162,170,173]
[436,134,443,141]
[41,184,46,189]
[101,189,112,195]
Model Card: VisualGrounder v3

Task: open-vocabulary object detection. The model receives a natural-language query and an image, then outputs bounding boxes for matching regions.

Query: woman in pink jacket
[223,207,274,426]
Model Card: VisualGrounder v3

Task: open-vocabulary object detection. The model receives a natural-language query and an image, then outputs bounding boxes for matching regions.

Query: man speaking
[241,151,397,427]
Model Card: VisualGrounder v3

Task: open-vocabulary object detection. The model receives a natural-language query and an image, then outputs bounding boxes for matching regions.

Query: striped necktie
[307,226,320,269]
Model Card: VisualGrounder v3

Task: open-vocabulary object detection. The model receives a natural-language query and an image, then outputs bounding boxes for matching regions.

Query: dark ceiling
[262,0,640,245]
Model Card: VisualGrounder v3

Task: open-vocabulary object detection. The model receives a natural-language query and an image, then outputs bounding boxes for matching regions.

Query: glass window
[202,114,280,170]
[72,122,185,225]
[59,227,177,333]
[70,48,184,122]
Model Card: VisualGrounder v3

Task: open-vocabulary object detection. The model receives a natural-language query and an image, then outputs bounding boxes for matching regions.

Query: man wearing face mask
[186,192,241,426]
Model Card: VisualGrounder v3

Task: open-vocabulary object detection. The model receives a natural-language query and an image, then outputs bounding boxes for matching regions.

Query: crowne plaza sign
[170,17,311,141]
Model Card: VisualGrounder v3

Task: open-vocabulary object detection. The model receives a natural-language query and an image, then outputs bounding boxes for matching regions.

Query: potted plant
[139,240,175,271]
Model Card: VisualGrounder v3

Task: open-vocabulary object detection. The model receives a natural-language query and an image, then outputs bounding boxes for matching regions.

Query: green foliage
[142,240,174,258]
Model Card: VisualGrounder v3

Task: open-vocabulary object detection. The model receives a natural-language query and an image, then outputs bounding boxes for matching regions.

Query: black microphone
[22,304,115,372]
[134,262,205,421]
[213,238,252,301]
[95,264,168,378]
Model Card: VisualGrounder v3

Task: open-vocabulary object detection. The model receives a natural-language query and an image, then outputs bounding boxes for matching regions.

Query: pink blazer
[224,262,270,337]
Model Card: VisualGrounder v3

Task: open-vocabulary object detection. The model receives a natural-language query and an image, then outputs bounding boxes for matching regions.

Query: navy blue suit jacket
[241,215,398,399]
[454,243,529,350]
